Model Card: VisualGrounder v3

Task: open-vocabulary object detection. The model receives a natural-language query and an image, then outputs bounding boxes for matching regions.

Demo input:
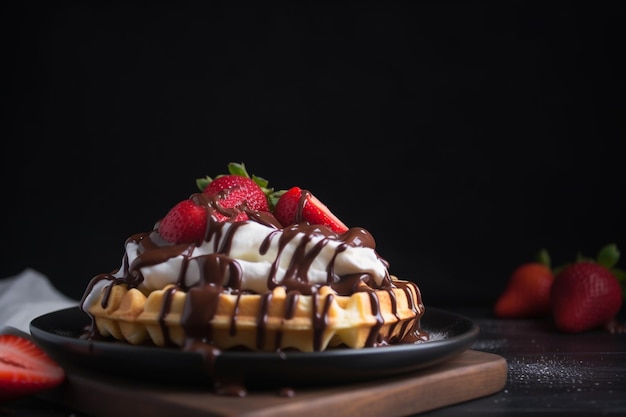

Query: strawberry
[196,162,282,222]
[205,175,267,208]
[494,249,555,318]
[551,260,623,333]
[158,198,208,244]
[0,334,65,403]
[273,186,349,234]
[159,163,278,243]
[159,162,351,242]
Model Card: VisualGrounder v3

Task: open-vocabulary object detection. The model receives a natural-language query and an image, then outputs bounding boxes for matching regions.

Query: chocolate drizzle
[79,189,427,395]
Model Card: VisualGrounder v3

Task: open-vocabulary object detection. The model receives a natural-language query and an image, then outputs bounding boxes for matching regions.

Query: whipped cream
[82,219,390,310]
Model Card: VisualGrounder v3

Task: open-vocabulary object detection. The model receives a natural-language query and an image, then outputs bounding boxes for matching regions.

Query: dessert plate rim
[30,306,479,388]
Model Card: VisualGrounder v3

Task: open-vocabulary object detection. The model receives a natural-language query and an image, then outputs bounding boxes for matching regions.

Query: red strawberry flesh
[274,187,348,234]
[0,334,65,403]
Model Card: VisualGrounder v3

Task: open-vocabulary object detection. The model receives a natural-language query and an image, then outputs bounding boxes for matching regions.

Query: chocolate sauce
[79,189,427,396]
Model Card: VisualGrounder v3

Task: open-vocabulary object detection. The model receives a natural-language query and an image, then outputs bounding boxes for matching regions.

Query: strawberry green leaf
[536,248,551,269]
[196,176,213,192]
[228,162,276,196]
[195,162,286,211]
[597,243,620,269]
[613,269,626,282]
[267,189,287,211]
[252,174,269,189]
[227,162,249,177]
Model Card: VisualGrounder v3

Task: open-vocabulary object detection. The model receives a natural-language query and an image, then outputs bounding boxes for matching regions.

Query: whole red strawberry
[159,163,283,243]
[551,261,623,333]
[158,198,208,244]
[197,162,279,222]
[494,259,554,319]
[203,174,269,214]
[273,186,349,234]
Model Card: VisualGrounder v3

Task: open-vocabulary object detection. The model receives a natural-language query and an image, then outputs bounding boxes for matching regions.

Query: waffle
[85,277,424,352]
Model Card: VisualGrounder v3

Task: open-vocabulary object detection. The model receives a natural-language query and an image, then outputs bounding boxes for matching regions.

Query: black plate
[30,307,478,388]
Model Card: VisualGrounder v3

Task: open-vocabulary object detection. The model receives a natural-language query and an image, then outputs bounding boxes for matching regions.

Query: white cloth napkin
[0,269,78,334]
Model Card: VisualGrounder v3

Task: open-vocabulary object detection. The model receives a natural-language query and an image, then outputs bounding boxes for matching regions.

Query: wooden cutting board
[41,349,506,417]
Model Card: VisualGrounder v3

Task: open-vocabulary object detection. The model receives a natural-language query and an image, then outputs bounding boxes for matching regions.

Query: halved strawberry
[0,334,65,403]
[274,186,349,234]
[158,199,208,244]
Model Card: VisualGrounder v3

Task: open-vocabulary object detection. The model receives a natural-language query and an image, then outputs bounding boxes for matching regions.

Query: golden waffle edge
[86,278,424,352]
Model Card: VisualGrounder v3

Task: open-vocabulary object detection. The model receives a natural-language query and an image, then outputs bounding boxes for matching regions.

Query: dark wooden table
[4,308,625,416]
[422,308,626,416]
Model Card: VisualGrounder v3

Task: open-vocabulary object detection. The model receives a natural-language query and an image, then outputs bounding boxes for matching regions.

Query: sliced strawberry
[274,186,349,234]
[158,199,208,244]
[0,334,65,403]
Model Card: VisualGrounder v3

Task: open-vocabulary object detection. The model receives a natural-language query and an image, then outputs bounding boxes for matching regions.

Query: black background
[2,1,625,309]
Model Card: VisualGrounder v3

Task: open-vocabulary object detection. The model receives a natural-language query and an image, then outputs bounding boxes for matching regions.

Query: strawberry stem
[536,248,551,269]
